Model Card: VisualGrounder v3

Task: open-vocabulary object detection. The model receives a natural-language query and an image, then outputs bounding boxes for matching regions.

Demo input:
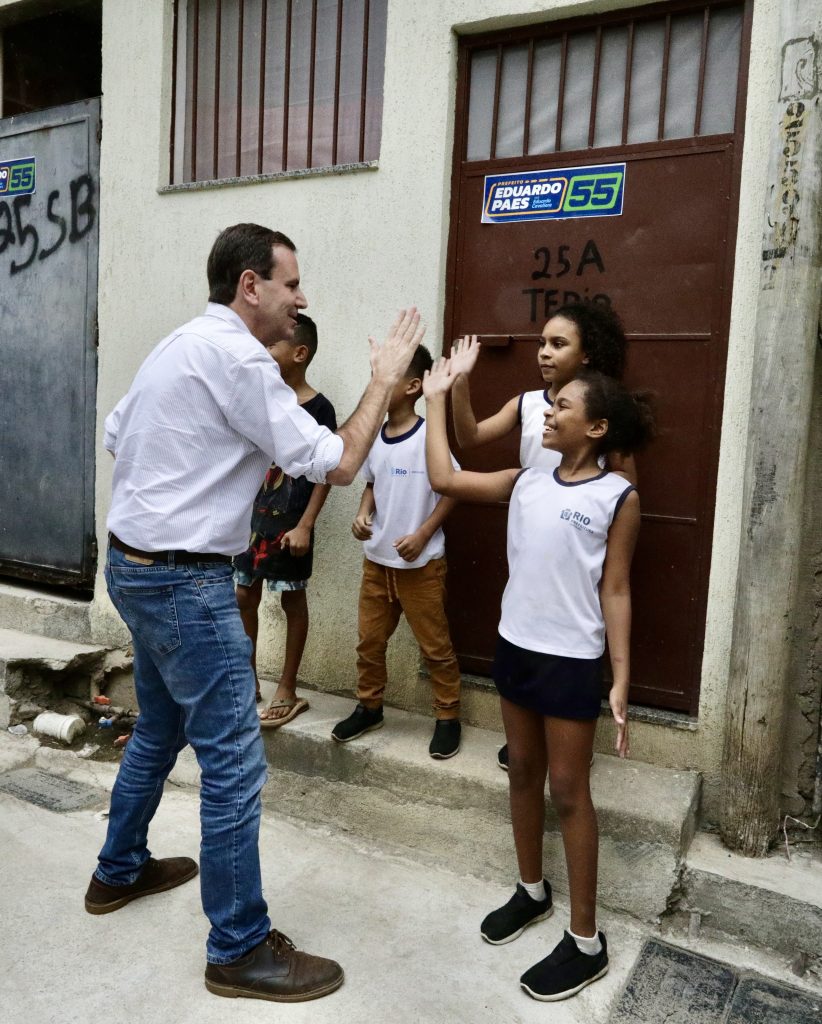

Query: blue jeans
[99,545,270,963]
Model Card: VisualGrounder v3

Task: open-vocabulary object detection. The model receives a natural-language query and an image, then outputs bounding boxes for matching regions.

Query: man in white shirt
[85,224,425,1003]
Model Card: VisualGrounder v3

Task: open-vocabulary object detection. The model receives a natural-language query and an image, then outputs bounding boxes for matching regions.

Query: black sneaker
[497,744,509,771]
[331,704,384,743]
[520,931,608,1001]
[480,881,552,944]
[429,719,461,759]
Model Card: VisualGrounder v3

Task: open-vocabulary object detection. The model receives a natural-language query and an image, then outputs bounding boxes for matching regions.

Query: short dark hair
[406,344,433,382]
[575,369,655,455]
[292,314,318,364]
[207,223,296,305]
[553,302,627,380]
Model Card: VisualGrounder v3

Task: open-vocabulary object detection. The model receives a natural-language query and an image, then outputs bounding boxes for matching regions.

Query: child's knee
[236,583,262,612]
[548,770,589,817]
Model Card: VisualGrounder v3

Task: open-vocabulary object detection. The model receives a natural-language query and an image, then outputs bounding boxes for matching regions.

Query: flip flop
[259,697,309,729]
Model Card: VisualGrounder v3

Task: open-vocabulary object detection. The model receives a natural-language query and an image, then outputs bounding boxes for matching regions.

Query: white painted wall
[0,0,785,808]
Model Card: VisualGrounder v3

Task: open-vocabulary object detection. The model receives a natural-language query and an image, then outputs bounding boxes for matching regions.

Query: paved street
[0,741,648,1024]
[2,733,820,1024]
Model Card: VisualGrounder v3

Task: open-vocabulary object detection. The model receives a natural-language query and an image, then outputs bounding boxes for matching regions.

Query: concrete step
[664,831,822,974]
[168,686,701,924]
[0,627,127,728]
[0,579,94,643]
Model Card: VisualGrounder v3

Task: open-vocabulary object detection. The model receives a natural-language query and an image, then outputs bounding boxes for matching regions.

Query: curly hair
[575,369,655,455]
[552,302,626,380]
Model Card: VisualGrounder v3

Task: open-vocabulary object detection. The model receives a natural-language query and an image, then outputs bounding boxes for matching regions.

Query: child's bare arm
[424,359,520,503]
[393,495,457,563]
[280,484,332,557]
[450,335,520,450]
[601,489,641,759]
[352,483,376,540]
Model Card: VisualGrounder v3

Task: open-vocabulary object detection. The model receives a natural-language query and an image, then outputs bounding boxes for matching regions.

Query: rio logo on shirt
[561,508,594,533]
[391,467,408,476]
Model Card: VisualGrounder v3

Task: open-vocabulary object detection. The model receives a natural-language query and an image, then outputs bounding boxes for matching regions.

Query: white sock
[519,878,546,902]
[569,928,602,955]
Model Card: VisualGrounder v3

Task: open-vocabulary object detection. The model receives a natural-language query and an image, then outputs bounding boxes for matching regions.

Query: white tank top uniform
[361,417,459,570]
[493,467,636,719]
[518,389,560,470]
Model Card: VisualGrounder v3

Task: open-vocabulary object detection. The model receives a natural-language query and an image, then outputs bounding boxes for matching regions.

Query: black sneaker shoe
[520,931,608,1002]
[480,881,552,944]
[331,704,384,743]
[497,744,509,771]
[429,719,461,759]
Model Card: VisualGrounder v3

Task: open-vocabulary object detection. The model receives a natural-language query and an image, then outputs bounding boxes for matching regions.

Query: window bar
[332,0,343,165]
[192,0,200,180]
[170,0,179,183]
[236,0,245,177]
[555,33,568,152]
[462,48,475,161]
[657,14,672,141]
[489,45,503,160]
[213,0,222,180]
[306,0,318,167]
[621,20,634,145]
[522,38,534,156]
[282,0,293,170]
[358,0,371,163]
[693,5,710,135]
[588,25,603,149]
[256,0,267,174]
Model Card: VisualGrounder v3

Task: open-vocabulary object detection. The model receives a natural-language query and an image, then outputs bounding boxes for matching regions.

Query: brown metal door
[444,2,750,714]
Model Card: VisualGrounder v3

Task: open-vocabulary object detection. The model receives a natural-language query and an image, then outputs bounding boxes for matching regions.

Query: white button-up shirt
[104,303,343,555]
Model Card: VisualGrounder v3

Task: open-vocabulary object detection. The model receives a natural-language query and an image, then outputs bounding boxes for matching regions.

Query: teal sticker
[0,157,36,197]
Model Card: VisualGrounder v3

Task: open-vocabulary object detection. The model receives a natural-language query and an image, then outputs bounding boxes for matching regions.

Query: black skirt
[492,634,602,720]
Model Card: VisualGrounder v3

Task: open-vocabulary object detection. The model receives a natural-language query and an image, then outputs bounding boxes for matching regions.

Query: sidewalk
[2,729,820,1024]
[0,734,647,1024]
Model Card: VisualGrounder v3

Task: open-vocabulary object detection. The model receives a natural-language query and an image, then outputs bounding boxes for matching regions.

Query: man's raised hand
[369,308,426,385]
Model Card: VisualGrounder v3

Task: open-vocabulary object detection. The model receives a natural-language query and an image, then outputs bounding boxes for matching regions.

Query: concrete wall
[4,0,815,819]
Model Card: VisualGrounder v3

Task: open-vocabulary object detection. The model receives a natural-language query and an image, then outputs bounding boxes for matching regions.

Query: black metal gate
[0,97,100,588]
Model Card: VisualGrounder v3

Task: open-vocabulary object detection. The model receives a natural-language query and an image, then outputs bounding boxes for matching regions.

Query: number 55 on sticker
[563,171,624,213]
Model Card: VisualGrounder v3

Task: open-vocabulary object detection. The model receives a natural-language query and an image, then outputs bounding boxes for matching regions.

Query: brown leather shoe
[205,930,344,1002]
[85,856,198,914]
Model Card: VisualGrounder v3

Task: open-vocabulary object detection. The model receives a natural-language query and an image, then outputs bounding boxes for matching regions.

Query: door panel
[0,99,100,587]
[445,142,738,712]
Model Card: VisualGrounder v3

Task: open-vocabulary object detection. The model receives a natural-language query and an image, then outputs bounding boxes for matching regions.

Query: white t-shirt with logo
[361,417,459,570]
[499,467,636,659]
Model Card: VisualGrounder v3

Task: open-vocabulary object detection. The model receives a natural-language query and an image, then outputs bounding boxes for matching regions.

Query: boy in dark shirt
[234,314,337,727]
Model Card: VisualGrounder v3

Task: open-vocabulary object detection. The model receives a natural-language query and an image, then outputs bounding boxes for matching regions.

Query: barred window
[465,2,743,161]
[170,0,387,184]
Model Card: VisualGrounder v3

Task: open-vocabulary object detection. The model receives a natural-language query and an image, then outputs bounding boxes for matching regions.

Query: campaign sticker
[482,163,625,224]
[0,157,36,197]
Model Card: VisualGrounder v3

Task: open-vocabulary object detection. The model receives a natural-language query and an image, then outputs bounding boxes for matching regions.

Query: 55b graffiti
[0,173,95,276]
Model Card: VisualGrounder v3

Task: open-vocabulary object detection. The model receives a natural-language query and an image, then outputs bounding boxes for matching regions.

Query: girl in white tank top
[424,362,654,1003]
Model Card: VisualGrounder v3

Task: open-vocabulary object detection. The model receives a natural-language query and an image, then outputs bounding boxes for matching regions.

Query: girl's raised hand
[422,356,455,399]
[449,335,481,377]
[609,688,630,759]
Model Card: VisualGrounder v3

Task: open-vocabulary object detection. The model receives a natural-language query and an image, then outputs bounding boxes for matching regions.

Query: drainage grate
[0,768,103,812]
[611,938,821,1024]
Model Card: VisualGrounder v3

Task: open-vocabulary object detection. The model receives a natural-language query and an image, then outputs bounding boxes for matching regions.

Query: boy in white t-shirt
[331,345,463,759]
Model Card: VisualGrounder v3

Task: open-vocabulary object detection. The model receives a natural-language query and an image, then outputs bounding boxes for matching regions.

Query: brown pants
[356,557,461,719]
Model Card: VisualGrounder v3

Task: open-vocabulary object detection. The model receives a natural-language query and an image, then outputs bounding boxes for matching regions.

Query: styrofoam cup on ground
[32,712,86,744]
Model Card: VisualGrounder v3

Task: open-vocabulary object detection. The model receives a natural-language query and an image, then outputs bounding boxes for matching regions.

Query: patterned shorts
[233,569,308,592]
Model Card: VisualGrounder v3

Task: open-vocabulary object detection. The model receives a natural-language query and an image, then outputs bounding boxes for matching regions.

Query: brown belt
[109,533,232,565]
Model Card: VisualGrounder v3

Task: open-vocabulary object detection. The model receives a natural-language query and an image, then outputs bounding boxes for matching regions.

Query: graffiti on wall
[0,173,96,276]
